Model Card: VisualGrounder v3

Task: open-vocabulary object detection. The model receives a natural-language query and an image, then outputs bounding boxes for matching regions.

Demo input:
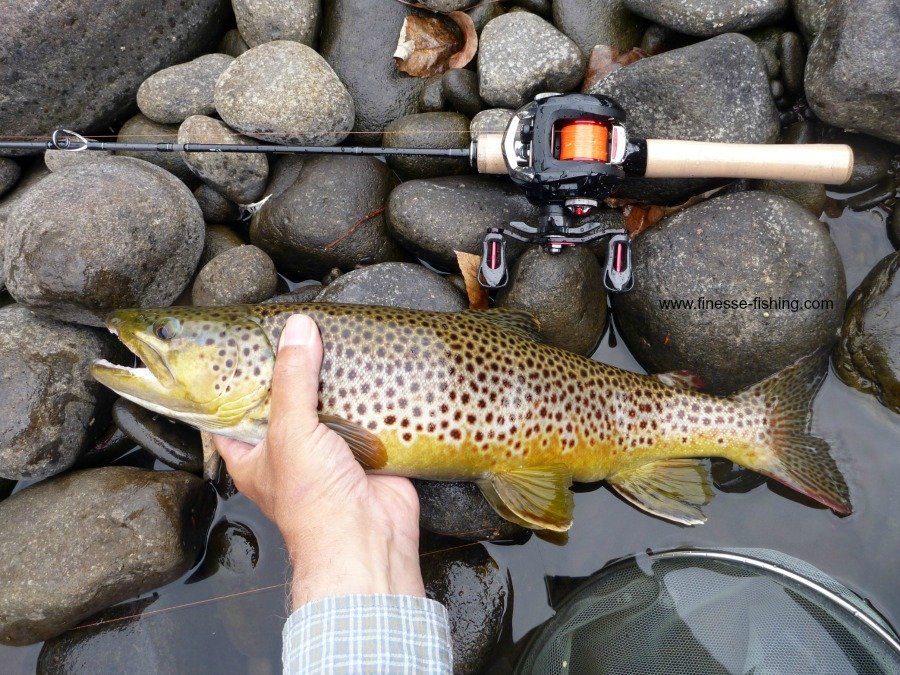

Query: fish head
[91,306,275,434]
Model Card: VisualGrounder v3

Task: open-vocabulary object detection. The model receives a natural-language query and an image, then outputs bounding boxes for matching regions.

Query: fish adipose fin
[607,459,713,525]
[735,351,852,515]
[319,415,388,470]
[471,309,543,342]
[477,464,574,532]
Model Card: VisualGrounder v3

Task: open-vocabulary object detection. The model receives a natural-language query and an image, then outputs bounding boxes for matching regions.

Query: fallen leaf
[455,250,490,309]
[446,11,478,70]
[609,186,727,237]
[394,15,462,77]
[581,45,648,93]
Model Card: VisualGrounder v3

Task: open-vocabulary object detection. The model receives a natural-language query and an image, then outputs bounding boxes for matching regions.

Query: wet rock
[0,165,50,290]
[137,54,234,125]
[266,284,322,304]
[3,157,204,326]
[251,155,403,278]
[201,225,246,266]
[265,155,306,201]
[194,520,260,581]
[44,150,114,173]
[639,23,679,55]
[470,109,514,139]
[0,159,20,198]
[443,69,485,119]
[422,0,470,9]
[479,13,585,109]
[0,467,215,645]
[830,133,894,193]
[233,0,320,48]
[752,179,826,216]
[511,0,551,18]
[805,0,900,144]
[778,31,805,96]
[415,480,525,541]
[383,113,471,180]
[316,263,467,311]
[218,29,250,58]
[422,544,508,674]
[498,247,607,355]
[746,26,783,78]
[215,40,355,146]
[195,185,241,224]
[625,0,786,36]
[552,0,647,55]
[467,0,507,32]
[0,0,229,144]
[0,305,119,480]
[613,191,846,394]
[178,115,268,203]
[419,76,446,114]
[833,253,899,414]
[192,245,278,306]
[36,597,188,675]
[792,0,829,42]
[0,479,13,502]
[115,113,195,184]
[589,33,779,203]
[112,398,203,473]
[387,175,539,271]
[322,0,428,141]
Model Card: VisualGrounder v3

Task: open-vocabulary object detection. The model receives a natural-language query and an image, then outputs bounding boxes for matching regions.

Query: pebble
[0,467,215,645]
[833,252,899,413]
[194,185,242,224]
[4,157,204,326]
[443,69,486,119]
[383,112,471,180]
[612,191,846,394]
[829,132,895,192]
[201,224,246,266]
[552,0,647,55]
[137,54,234,125]
[415,480,526,541]
[215,40,355,146]
[266,284,322,304]
[805,0,900,144]
[478,13,586,109]
[192,245,279,306]
[386,175,539,271]
[112,398,203,473]
[470,108,514,139]
[419,75,446,113]
[114,114,195,184]
[623,0,787,36]
[232,0,321,48]
[251,155,403,278]
[178,115,268,204]
[0,305,120,480]
[777,31,805,95]
[315,262,467,311]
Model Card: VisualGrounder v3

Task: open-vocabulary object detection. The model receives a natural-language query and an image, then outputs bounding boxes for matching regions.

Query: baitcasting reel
[1,92,854,294]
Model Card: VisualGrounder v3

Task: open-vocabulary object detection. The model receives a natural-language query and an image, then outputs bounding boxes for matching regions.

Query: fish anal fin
[607,459,713,526]
[478,464,574,532]
[470,309,543,342]
[319,415,387,470]
[654,370,705,390]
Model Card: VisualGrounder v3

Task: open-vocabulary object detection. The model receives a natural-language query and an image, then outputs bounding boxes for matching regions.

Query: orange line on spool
[559,120,609,162]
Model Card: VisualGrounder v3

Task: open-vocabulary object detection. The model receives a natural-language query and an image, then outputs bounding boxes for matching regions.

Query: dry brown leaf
[455,250,489,309]
[581,45,648,93]
[446,11,478,70]
[394,15,461,77]
[612,186,727,237]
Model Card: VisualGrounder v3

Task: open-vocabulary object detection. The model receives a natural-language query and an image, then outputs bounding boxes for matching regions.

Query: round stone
[315,262,467,311]
[623,0,788,36]
[232,0,321,48]
[383,112,471,180]
[192,245,279,306]
[115,113,195,184]
[137,54,234,124]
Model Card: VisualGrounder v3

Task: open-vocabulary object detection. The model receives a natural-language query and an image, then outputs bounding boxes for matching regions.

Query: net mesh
[516,548,900,675]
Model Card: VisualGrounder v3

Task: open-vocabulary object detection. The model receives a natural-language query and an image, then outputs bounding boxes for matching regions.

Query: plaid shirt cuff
[282,594,453,674]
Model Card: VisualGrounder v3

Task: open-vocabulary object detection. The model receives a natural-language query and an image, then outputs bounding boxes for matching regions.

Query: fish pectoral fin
[319,415,388,470]
[477,465,574,532]
[654,370,705,390]
[607,459,714,526]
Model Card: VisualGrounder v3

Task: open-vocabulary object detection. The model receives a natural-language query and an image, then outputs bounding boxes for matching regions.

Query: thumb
[267,314,324,457]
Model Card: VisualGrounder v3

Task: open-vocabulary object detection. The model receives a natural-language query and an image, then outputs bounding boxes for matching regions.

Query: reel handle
[643,139,854,184]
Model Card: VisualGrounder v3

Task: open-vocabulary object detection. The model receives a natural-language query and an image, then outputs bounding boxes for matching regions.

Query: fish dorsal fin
[477,464,574,532]
[469,309,543,342]
[319,415,388,470]
[607,459,713,526]
[654,370,705,390]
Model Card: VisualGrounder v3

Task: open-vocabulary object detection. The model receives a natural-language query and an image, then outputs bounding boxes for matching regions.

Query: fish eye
[153,318,181,341]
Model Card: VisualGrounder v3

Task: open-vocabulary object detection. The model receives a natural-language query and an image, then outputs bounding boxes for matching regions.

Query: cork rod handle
[643,139,854,184]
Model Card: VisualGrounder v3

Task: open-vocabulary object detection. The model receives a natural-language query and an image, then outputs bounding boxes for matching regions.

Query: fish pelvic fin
[320,415,388,470]
[734,350,852,516]
[477,464,574,532]
[470,308,543,342]
[607,459,713,526]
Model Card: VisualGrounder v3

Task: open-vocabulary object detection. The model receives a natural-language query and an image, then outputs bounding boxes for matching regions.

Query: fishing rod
[0,93,854,293]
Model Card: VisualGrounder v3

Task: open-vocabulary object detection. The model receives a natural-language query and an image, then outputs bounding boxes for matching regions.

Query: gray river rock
[383,113,472,180]
[624,0,787,36]
[552,0,647,55]
[233,0,321,48]
[316,263,467,311]
[137,54,234,125]
[192,245,279,306]
[115,114,195,185]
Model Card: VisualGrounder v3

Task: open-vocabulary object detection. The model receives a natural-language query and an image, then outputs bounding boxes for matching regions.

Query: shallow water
[2,196,898,673]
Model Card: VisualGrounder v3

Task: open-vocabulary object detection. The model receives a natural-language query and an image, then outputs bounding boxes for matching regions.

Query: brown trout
[90,303,851,531]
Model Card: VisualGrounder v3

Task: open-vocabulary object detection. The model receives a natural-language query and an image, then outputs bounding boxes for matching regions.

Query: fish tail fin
[735,351,851,515]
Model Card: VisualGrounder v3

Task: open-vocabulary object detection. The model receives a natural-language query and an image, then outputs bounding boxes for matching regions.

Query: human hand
[214,314,425,609]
